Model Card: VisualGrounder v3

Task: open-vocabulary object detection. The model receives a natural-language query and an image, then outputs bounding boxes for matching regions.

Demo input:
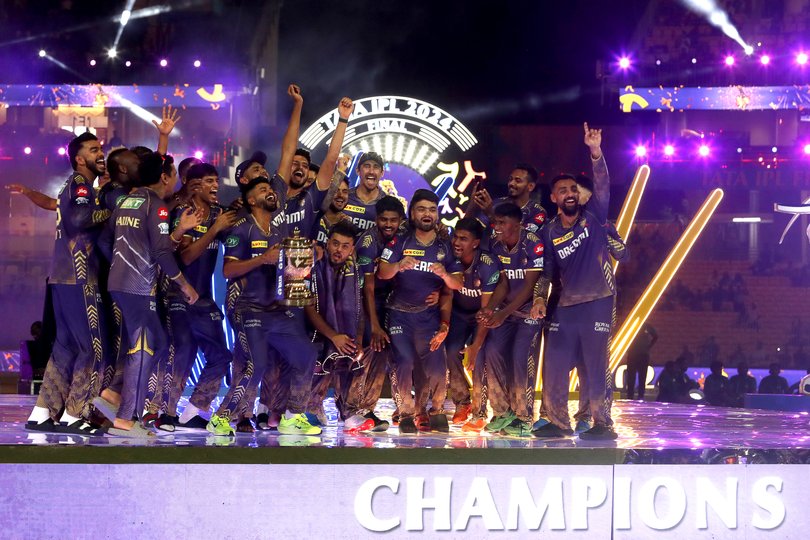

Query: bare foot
[113,418,136,430]
[101,388,122,406]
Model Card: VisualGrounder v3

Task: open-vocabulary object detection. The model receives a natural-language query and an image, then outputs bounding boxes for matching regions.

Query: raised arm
[315,98,354,191]
[153,105,181,156]
[584,122,609,211]
[7,184,56,211]
[278,84,304,183]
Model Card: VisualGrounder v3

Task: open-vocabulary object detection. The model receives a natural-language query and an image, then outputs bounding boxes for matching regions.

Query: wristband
[338,117,348,124]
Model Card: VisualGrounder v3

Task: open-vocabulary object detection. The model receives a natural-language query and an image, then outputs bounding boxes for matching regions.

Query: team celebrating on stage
[21,84,622,440]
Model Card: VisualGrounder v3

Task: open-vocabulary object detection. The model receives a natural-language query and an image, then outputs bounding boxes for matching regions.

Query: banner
[620,85,810,112]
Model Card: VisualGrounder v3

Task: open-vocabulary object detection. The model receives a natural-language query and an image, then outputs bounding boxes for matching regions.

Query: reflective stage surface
[1,395,809,464]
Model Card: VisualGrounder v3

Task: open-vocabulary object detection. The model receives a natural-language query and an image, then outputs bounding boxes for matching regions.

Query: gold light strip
[612,164,650,273]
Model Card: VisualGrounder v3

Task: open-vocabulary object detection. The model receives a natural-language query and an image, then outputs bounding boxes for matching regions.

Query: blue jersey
[168,204,228,302]
[284,185,329,239]
[313,212,351,247]
[356,226,395,304]
[541,155,616,307]
[379,232,453,312]
[447,250,501,314]
[490,230,544,318]
[343,187,384,232]
[223,215,283,312]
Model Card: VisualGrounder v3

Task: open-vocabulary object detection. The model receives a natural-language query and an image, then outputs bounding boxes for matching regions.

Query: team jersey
[380,232,454,312]
[233,173,289,237]
[476,196,547,234]
[447,250,501,314]
[343,187,384,232]
[223,214,283,312]
[50,172,110,286]
[541,155,617,307]
[167,204,229,302]
[355,226,395,304]
[313,212,351,247]
[284,184,329,239]
[97,181,130,212]
[108,187,181,296]
[490,230,545,318]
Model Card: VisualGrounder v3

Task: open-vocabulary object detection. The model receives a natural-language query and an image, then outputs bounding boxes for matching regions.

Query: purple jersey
[356,226,395,303]
[108,187,181,296]
[223,215,283,312]
[447,250,501,314]
[167,204,228,302]
[313,212,351,247]
[477,196,547,234]
[284,185,328,239]
[50,172,110,286]
[380,232,452,312]
[541,155,616,307]
[490,230,544,318]
[343,187,384,232]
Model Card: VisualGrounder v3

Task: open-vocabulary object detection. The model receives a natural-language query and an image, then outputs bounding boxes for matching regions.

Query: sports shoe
[575,418,593,433]
[236,418,255,433]
[500,418,532,437]
[304,412,324,427]
[24,418,59,433]
[59,419,107,436]
[155,414,177,433]
[579,424,618,440]
[206,414,235,436]
[141,412,158,428]
[391,410,400,426]
[429,413,450,433]
[256,412,271,430]
[461,417,488,433]
[278,413,322,435]
[485,411,516,432]
[532,417,550,430]
[531,422,572,438]
[344,414,374,434]
[398,416,417,434]
[415,413,431,432]
[452,403,472,424]
[177,415,209,430]
[364,411,390,432]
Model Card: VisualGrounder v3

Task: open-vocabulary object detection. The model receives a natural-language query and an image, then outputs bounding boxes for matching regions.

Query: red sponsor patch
[387,236,397,247]
[534,243,544,256]
[75,185,89,197]
[158,207,169,220]
[534,212,545,224]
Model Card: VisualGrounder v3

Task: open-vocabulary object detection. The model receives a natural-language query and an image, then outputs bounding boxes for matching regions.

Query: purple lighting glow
[798,52,809,65]
[193,60,201,68]
[634,145,647,158]
[760,54,771,65]
[803,144,810,155]
[698,145,711,157]
[57,147,66,156]
[724,55,735,66]
[193,150,204,160]
[663,144,675,157]
[618,56,631,69]
[23,146,31,155]
[159,59,168,67]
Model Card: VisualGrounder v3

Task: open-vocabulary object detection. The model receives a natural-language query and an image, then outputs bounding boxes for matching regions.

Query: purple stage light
[634,145,647,158]
[38,50,46,58]
[89,59,96,67]
[618,56,631,70]
[57,147,66,156]
[724,55,735,66]
[760,54,770,65]
[798,52,809,66]
[663,144,675,157]
[803,144,810,155]
[23,147,31,155]
[698,145,710,157]
[194,150,203,160]
[772,146,778,153]
[193,60,201,68]
[125,60,131,67]
[159,59,168,67]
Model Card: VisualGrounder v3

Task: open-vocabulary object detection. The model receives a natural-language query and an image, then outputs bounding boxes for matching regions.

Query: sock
[59,411,81,425]
[179,403,200,424]
[256,402,269,415]
[284,410,298,420]
[27,406,50,423]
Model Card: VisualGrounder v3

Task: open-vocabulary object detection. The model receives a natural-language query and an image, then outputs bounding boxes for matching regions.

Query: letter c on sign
[355,476,400,532]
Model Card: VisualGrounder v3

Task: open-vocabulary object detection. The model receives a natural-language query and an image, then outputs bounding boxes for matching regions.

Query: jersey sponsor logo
[533,212,545,224]
[504,268,526,280]
[115,195,127,207]
[251,240,268,249]
[486,272,500,285]
[357,255,373,267]
[158,222,169,235]
[534,243,544,256]
[120,197,145,210]
[350,216,375,230]
[388,325,403,335]
[158,207,169,220]
[225,235,239,247]
[403,249,425,257]
[381,248,393,260]
[498,255,511,265]
[286,208,305,224]
[75,185,89,197]
[552,231,574,246]
[345,204,366,214]
[413,260,434,272]
[532,258,543,269]
[361,234,374,248]
[594,321,611,333]
[115,215,141,228]
[193,225,209,233]
[557,227,590,260]
[75,196,89,205]
[460,286,482,298]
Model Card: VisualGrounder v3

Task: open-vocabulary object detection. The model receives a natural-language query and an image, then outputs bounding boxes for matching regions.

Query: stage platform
[1,394,808,465]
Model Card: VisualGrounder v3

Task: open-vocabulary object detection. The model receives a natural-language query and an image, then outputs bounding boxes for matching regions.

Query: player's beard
[415,219,435,232]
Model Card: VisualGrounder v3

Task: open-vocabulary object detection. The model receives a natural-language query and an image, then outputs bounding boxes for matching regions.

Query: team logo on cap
[158,208,169,220]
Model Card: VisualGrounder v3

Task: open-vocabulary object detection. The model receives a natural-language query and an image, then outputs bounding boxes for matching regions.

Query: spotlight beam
[679,0,752,53]
[112,0,138,51]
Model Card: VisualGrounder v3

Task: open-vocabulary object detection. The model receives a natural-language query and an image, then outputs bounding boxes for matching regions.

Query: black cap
[234,151,268,184]
[357,151,384,169]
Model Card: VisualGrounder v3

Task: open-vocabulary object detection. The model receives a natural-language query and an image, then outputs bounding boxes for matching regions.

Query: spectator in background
[656,361,680,403]
[625,323,658,400]
[703,360,729,406]
[759,363,790,394]
[674,356,699,403]
[727,362,756,407]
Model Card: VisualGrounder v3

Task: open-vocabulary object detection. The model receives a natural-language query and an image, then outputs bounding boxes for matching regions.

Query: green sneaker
[484,411,516,432]
[206,413,235,436]
[278,413,322,435]
[500,418,532,437]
